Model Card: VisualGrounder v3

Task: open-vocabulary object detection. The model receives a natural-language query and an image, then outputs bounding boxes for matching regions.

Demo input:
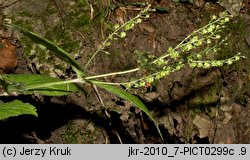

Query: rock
[223,112,232,124]
[193,114,213,138]
[120,112,129,121]
[158,113,175,135]
[220,104,233,112]
[232,103,242,116]
[144,92,160,102]
[220,96,232,111]
[217,0,243,15]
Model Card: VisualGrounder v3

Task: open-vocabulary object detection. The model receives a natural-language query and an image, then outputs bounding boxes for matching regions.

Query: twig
[92,84,105,107]
[115,130,123,144]
[85,68,140,80]
[92,82,122,143]
[90,4,94,20]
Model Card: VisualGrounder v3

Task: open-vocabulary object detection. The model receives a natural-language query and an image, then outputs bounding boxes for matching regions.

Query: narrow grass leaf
[94,82,163,140]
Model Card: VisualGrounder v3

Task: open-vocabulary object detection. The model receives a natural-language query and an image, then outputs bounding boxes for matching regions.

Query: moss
[217,16,248,60]
[6,0,109,76]
[44,24,80,54]
[16,10,34,17]
[187,84,219,109]
[60,120,99,144]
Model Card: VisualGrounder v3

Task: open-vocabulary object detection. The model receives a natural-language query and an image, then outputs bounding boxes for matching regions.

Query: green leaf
[93,82,163,140]
[1,74,80,96]
[0,100,37,120]
[4,24,85,76]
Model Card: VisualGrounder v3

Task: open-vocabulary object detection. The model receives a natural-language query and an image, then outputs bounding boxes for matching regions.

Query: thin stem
[157,15,227,61]
[83,13,230,86]
[175,17,223,49]
[84,4,151,69]
[85,68,140,80]
[88,80,121,85]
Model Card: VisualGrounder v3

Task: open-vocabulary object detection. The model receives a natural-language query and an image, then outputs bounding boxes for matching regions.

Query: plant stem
[84,14,229,84]
[88,80,121,85]
[84,4,151,69]
[158,15,227,61]
[85,68,140,80]
[24,78,122,91]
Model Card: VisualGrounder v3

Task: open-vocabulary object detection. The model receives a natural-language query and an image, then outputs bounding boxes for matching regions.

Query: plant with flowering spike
[118,12,244,88]
[1,4,244,141]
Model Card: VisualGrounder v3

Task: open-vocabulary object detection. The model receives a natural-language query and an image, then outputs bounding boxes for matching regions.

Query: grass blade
[94,82,163,140]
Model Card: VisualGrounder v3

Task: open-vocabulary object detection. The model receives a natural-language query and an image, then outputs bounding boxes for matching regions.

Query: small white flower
[136,18,142,23]
[202,29,208,34]
[215,35,221,39]
[224,17,229,22]
[211,15,217,20]
[120,32,126,38]
[207,27,213,33]
[114,24,120,30]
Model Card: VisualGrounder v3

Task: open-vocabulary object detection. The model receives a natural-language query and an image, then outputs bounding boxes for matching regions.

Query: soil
[0,0,250,144]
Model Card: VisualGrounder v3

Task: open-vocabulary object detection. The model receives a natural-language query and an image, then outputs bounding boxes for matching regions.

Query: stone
[218,0,243,15]
[193,114,213,138]
[223,112,232,124]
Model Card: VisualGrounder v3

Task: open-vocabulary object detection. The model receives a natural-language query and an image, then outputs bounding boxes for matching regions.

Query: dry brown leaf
[0,39,17,74]
[139,24,157,48]
[115,7,126,25]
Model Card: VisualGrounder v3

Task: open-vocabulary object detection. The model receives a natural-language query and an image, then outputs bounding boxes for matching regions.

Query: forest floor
[0,0,250,144]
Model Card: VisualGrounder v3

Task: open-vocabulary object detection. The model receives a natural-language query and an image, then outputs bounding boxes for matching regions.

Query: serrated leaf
[0,100,37,120]
[1,74,79,96]
[4,24,85,76]
[93,82,163,140]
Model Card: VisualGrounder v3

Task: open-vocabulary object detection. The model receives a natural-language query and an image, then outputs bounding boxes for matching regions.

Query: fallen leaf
[115,7,126,25]
[0,39,17,74]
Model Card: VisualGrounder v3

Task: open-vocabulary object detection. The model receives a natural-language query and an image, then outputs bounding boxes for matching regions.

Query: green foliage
[0,100,37,120]
[94,82,163,139]
[9,1,85,76]
[60,120,98,144]
[1,3,244,141]
[1,4,164,140]
[121,12,244,88]
[4,24,85,77]
[0,74,80,96]
[85,4,151,68]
